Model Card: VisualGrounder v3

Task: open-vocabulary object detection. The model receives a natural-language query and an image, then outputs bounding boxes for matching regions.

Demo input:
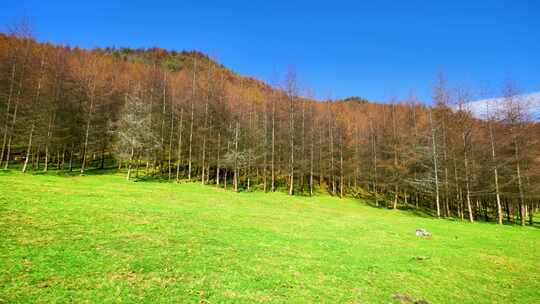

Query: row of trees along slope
[0,31,538,225]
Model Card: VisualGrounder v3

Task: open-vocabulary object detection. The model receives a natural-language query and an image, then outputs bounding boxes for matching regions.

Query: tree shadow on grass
[3,168,539,229]
[347,190,540,228]
[132,175,180,183]
[1,167,120,177]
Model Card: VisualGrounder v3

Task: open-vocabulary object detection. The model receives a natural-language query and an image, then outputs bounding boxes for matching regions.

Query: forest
[1,29,539,226]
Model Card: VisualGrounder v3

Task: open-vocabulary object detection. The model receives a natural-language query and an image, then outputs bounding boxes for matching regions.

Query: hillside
[0,171,539,303]
[100,45,279,95]
[1,33,539,229]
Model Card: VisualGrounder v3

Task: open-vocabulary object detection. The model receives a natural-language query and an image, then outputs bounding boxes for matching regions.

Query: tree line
[0,30,538,225]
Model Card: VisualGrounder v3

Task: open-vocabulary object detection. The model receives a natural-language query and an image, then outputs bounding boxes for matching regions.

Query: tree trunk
[528,203,534,225]
[339,139,344,198]
[300,98,305,192]
[99,149,105,169]
[135,150,141,178]
[201,100,208,184]
[392,105,399,210]
[22,123,35,173]
[168,110,174,180]
[176,108,184,182]
[34,146,40,171]
[188,59,197,180]
[488,120,503,224]
[233,121,239,192]
[68,143,74,172]
[126,145,134,180]
[429,111,441,218]
[263,99,268,192]
[61,146,65,169]
[329,110,335,195]
[271,95,276,192]
[80,85,95,176]
[216,132,221,186]
[288,95,295,196]
[370,120,378,207]
[462,130,474,223]
[514,137,526,226]
[0,64,16,167]
[309,127,314,196]
[160,72,167,177]
[319,126,323,187]
[44,80,57,171]
[3,75,22,170]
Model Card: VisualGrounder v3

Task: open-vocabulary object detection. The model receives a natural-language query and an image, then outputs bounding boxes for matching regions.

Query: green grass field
[0,170,538,303]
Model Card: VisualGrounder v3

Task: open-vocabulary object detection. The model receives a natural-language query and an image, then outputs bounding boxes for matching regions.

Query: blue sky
[1,1,539,103]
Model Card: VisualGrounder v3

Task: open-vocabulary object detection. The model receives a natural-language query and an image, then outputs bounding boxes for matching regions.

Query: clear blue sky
[2,0,539,102]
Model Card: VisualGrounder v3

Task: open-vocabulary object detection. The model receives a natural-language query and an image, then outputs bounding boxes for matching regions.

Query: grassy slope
[0,171,538,303]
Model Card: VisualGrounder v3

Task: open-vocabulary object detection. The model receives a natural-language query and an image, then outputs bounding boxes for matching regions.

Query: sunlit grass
[0,170,538,303]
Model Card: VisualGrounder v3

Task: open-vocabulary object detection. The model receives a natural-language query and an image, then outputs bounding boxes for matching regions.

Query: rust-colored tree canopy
[0,32,538,225]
